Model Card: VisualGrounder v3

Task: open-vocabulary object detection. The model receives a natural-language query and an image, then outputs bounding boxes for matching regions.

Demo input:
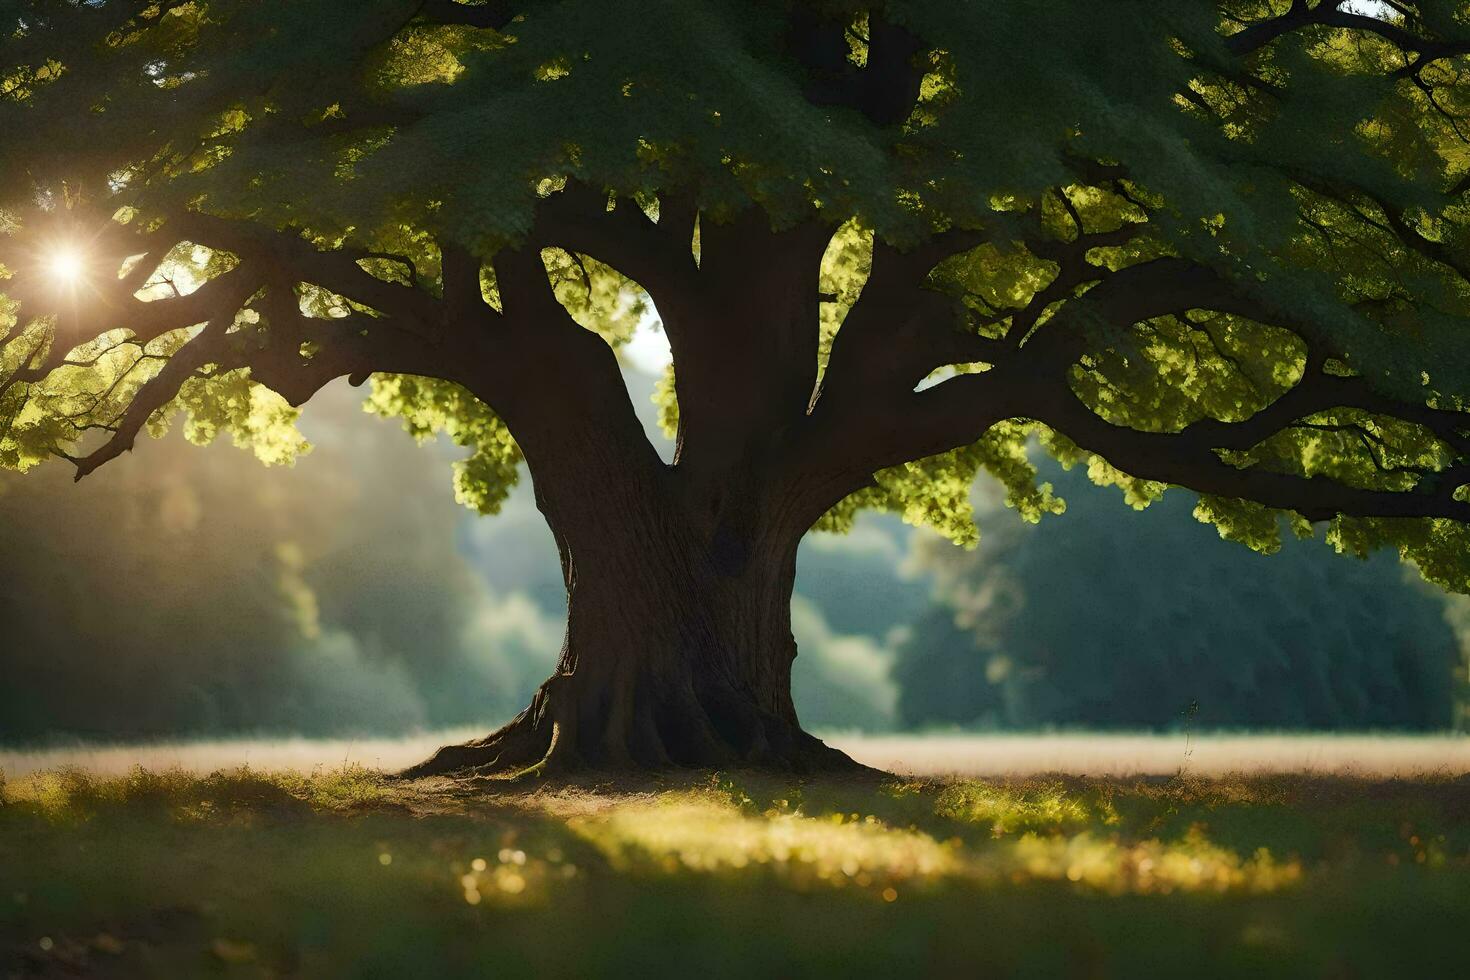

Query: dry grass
[2,730,1468,780]
[840,732,1470,777]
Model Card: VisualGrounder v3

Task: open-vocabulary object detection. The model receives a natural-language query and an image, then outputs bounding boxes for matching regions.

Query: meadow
[7,731,1470,780]
[3,735,1469,978]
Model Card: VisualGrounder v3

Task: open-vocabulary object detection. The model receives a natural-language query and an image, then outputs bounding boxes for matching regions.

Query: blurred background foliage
[898,460,1464,732]
[2,363,1466,743]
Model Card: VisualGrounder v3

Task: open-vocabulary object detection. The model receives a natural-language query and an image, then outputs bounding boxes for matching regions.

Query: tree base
[398,674,870,781]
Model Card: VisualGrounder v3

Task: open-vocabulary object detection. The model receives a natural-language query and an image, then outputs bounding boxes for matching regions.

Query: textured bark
[402,320,863,779]
[400,469,859,778]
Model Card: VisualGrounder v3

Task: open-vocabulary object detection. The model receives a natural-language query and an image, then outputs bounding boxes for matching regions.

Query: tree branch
[1225,0,1470,70]
[70,272,262,480]
[529,182,697,310]
[805,226,1470,529]
[166,213,442,335]
[1031,380,1470,523]
[415,0,517,30]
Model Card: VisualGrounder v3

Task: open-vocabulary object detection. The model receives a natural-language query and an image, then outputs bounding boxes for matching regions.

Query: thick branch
[1033,380,1470,522]
[70,272,263,480]
[416,0,517,30]
[167,213,441,334]
[529,182,698,310]
[1225,0,1470,68]
[0,263,258,406]
[1182,371,1470,456]
[806,231,1470,529]
[658,210,834,477]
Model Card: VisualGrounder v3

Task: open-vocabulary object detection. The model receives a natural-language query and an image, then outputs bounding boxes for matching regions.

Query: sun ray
[46,247,85,285]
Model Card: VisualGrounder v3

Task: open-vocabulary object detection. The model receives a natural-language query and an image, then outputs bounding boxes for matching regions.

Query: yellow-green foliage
[1328,515,1470,595]
[2,0,1469,593]
[156,369,310,466]
[1070,313,1307,435]
[653,363,679,440]
[816,219,874,386]
[0,238,309,471]
[542,246,650,348]
[364,374,523,515]
[816,421,1067,547]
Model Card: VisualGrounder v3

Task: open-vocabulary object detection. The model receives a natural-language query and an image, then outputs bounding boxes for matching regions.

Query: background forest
[3,360,1467,742]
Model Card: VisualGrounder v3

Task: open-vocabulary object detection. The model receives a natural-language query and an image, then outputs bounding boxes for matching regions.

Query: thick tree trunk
[400,231,871,780]
[402,496,858,778]
[402,409,861,779]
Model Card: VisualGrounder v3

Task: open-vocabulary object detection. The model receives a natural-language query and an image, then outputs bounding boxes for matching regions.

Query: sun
[46,248,86,285]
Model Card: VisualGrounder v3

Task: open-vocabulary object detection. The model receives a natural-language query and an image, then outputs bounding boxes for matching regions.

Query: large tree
[3,0,1470,776]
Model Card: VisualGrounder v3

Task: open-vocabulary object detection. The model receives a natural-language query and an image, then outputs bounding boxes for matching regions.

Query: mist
[2,369,1465,744]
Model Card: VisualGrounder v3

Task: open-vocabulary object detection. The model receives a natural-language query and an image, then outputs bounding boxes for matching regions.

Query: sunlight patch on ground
[0,766,1311,900]
[935,779,1102,834]
[1005,829,1302,895]
[565,786,1302,897]
[571,790,958,888]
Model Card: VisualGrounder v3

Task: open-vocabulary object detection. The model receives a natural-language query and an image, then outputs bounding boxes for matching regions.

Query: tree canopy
[3,0,1469,589]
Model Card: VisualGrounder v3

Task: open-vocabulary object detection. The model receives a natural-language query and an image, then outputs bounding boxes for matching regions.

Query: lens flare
[47,248,85,285]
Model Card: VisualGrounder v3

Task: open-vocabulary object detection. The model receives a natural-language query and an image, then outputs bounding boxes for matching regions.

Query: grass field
[5,731,1470,779]
[3,750,1469,978]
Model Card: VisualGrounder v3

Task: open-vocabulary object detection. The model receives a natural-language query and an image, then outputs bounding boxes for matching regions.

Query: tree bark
[402,321,862,778]
[401,467,860,778]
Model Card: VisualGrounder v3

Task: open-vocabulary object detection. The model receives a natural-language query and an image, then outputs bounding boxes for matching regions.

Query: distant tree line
[894,462,1468,731]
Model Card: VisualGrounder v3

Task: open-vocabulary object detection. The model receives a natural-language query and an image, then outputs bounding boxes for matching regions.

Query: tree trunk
[401,433,861,779]
[395,246,872,779]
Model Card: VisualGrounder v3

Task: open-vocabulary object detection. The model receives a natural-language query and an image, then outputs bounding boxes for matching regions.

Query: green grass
[3,766,1468,978]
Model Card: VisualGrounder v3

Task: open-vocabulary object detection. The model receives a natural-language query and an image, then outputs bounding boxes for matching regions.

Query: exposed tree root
[397,672,877,783]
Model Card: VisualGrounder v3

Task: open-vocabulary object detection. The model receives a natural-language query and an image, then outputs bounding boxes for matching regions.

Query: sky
[621,307,674,375]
